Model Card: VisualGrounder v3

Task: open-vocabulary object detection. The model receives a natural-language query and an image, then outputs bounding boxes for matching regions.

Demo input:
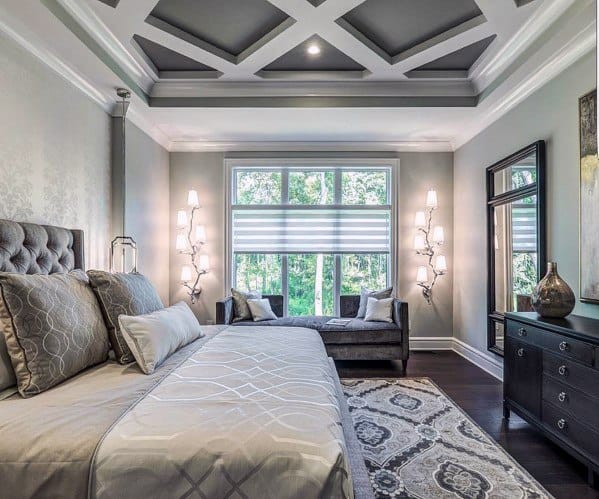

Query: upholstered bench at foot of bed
[216,295,410,370]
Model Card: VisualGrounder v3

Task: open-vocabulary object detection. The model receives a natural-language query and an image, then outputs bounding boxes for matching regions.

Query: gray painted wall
[0,31,111,270]
[453,51,598,355]
[169,150,454,338]
[125,122,171,304]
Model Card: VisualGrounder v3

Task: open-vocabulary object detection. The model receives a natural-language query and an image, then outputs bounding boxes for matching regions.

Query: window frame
[225,158,399,316]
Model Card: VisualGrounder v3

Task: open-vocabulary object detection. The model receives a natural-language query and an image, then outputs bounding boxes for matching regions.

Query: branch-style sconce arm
[414,189,448,304]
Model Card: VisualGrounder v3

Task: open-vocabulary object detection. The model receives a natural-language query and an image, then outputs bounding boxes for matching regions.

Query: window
[229,161,395,316]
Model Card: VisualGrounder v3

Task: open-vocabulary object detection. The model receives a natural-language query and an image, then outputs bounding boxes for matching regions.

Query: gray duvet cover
[0,325,354,499]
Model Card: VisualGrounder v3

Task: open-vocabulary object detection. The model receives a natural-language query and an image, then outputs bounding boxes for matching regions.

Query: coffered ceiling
[0,0,594,150]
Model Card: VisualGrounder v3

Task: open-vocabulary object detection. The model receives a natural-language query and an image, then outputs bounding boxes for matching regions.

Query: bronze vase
[531,262,575,318]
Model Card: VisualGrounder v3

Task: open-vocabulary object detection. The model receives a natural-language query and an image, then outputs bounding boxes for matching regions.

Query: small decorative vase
[531,262,575,318]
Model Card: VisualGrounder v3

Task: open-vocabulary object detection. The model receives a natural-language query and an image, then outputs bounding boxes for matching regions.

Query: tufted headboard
[0,219,84,274]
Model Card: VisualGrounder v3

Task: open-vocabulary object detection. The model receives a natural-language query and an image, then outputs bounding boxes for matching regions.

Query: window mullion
[281,168,289,316]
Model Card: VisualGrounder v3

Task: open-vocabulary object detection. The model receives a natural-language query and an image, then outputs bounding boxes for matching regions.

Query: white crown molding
[168,140,454,153]
[453,0,596,149]
[452,338,503,380]
[126,106,171,151]
[0,5,112,113]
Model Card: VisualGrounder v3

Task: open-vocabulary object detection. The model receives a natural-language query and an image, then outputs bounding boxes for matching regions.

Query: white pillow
[364,297,394,323]
[118,301,204,374]
[247,298,277,321]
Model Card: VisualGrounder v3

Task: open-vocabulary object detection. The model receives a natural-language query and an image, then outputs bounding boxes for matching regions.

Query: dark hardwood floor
[335,351,599,499]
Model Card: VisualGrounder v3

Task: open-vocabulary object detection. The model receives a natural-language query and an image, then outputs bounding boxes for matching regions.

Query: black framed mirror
[486,141,546,356]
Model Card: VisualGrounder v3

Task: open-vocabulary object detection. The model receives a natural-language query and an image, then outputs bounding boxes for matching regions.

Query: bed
[0,220,372,499]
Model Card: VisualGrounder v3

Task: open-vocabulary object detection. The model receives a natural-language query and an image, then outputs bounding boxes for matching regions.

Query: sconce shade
[432,226,445,244]
[177,210,188,228]
[416,266,429,283]
[195,225,207,244]
[180,265,193,283]
[198,254,210,272]
[435,255,448,273]
[414,211,426,228]
[187,190,200,207]
[176,234,188,251]
[414,234,426,251]
[426,189,438,208]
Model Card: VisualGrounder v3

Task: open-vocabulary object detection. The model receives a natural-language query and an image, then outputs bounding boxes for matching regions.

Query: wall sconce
[176,189,210,304]
[414,188,447,304]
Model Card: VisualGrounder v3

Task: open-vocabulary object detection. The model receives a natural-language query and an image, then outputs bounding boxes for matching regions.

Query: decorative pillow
[118,301,204,375]
[357,286,393,318]
[0,270,110,397]
[231,288,262,322]
[247,298,277,322]
[0,334,16,397]
[87,271,164,364]
[364,297,394,323]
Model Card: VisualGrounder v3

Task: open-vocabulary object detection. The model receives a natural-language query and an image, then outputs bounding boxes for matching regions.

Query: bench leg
[589,468,598,488]
[401,359,408,374]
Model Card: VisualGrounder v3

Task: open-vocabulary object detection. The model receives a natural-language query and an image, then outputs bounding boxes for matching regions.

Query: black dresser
[504,312,599,487]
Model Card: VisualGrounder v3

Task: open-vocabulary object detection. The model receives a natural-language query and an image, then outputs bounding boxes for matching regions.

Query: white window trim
[224,158,400,314]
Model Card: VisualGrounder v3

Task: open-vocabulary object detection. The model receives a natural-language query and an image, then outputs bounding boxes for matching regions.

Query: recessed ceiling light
[307,44,321,55]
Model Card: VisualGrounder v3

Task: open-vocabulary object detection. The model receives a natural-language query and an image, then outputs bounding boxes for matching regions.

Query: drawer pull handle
[517,348,524,357]
[559,341,569,352]
[518,327,527,337]
[558,392,567,403]
[557,419,567,430]
[558,365,568,376]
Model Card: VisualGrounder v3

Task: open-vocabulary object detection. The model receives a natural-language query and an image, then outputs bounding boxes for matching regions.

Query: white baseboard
[451,339,504,381]
[410,337,504,381]
[410,337,453,350]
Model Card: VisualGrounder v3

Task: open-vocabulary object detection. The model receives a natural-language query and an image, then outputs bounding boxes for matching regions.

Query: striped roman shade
[232,207,391,254]
[512,204,537,252]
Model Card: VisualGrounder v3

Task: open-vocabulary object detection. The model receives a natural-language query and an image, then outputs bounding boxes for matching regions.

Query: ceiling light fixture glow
[307,44,321,55]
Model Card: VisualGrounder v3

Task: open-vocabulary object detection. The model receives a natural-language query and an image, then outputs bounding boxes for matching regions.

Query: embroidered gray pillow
[0,334,16,397]
[87,271,164,364]
[231,288,261,322]
[247,298,277,322]
[0,270,110,397]
[357,286,393,318]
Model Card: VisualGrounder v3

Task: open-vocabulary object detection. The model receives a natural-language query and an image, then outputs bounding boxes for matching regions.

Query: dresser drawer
[540,331,595,367]
[506,320,544,345]
[544,352,599,400]
[542,401,599,461]
[543,376,599,429]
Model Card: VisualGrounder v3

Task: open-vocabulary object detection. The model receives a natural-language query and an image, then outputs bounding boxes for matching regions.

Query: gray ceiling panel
[97,0,120,7]
[342,0,483,56]
[417,35,496,71]
[149,0,289,56]
[263,35,365,71]
[133,35,216,72]
[307,0,328,6]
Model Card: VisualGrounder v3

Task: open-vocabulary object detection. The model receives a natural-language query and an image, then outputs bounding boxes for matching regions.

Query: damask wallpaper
[0,32,111,270]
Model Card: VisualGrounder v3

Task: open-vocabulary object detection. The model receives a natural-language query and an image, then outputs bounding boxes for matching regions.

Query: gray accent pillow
[247,298,277,322]
[87,271,164,364]
[231,288,261,322]
[0,270,110,397]
[364,297,394,323]
[357,286,393,318]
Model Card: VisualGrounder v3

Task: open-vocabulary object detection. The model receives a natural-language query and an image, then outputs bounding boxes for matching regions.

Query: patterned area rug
[341,378,552,499]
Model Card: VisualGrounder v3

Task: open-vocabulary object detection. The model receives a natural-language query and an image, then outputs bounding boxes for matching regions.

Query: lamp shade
[414,234,426,251]
[187,189,200,207]
[432,225,445,245]
[414,211,426,228]
[198,254,210,272]
[180,265,193,283]
[177,210,188,228]
[195,225,207,244]
[416,266,428,283]
[435,255,448,273]
[176,234,188,251]
[426,189,438,208]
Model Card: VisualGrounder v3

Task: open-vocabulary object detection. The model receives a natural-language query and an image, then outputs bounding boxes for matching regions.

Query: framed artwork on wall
[579,89,599,303]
